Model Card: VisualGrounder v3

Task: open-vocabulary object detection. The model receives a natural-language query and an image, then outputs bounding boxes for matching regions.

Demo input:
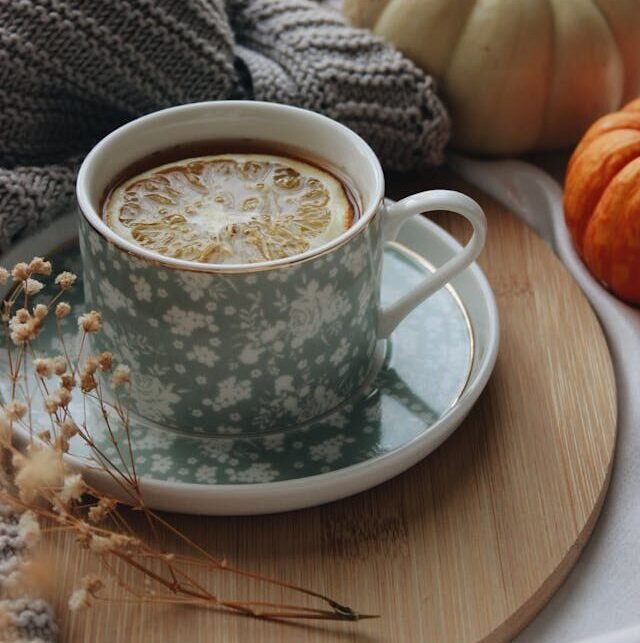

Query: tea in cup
[103,148,358,265]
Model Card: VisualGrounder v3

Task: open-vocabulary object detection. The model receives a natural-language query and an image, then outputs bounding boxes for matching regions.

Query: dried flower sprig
[0,257,375,627]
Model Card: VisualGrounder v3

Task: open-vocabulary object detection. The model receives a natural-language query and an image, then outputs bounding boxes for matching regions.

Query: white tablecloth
[451,157,640,643]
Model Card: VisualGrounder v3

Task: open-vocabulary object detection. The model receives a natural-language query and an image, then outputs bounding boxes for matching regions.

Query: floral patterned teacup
[76,101,486,436]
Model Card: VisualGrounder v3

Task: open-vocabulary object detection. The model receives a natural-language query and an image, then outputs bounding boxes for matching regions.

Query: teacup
[76,101,486,436]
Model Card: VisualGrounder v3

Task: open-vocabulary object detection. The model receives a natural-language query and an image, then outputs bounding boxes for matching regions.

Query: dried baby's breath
[110,364,130,387]
[37,429,51,443]
[80,370,97,393]
[60,419,78,438]
[33,303,48,320]
[78,310,101,333]
[68,587,90,612]
[60,373,76,390]
[13,446,64,503]
[28,257,52,276]
[5,400,27,421]
[0,256,373,626]
[83,357,98,375]
[57,473,85,506]
[96,352,113,372]
[55,301,71,318]
[44,394,59,414]
[11,262,30,281]
[54,271,76,290]
[0,412,11,443]
[33,357,54,378]
[87,497,117,524]
[86,533,139,554]
[52,355,67,375]
[68,575,103,612]
[24,278,44,296]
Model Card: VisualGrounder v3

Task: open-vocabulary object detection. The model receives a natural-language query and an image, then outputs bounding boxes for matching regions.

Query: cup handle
[377,190,487,338]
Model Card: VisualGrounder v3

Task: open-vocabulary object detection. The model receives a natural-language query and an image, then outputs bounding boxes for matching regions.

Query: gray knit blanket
[0,0,450,640]
[0,0,450,253]
[0,507,58,643]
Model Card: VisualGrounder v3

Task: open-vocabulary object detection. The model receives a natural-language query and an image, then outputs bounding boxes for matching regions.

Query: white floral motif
[150,454,173,473]
[186,345,218,367]
[288,280,351,349]
[176,272,214,301]
[364,404,381,423]
[126,253,147,272]
[309,385,342,416]
[238,344,263,365]
[98,279,136,316]
[130,429,177,451]
[353,278,376,324]
[88,230,103,255]
[131,373,181,422]
[344,243,369,277]
[212,376,252,410]
[266,269,290,283]
[200,443,233,461]
[327,411,349,429]
[309,435,355,463]
[329,338,350,366]
[262,435,285,453]
[274,375,294,395]
[162,306,208,336]
[258,320,286,343]
[130,274,152,302]
[194,465,218,483]
[225,463,278,483]
[99,323,150,364]
[215,425,243,435]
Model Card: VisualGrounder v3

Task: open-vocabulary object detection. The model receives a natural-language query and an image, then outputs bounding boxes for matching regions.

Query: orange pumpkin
[564,97,640,304]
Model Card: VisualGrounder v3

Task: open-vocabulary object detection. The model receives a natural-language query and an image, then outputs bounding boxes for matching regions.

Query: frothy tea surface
[103,153,355,264]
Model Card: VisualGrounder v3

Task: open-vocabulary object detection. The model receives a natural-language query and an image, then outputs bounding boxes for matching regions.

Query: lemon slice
[103,154,355,264]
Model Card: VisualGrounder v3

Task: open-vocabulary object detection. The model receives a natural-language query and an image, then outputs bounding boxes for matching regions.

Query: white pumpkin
[344,0,640,154]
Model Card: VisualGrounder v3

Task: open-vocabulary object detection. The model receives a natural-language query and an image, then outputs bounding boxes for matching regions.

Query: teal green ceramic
[79,214,383,434]
[4,240,472,483]
[76,102,486,436]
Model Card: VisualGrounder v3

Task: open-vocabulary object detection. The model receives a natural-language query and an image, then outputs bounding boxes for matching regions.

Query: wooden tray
[49,172,617,643]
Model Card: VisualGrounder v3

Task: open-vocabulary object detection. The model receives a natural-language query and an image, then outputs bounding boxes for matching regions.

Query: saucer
[1,212,499,515]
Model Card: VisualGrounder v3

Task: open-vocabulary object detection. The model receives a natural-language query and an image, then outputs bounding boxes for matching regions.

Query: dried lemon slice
[103,154,355,264]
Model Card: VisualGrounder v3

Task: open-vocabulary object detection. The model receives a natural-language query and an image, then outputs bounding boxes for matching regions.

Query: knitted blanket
[0,1,450,640]
[0,0,450,253]
[0,506,58,642]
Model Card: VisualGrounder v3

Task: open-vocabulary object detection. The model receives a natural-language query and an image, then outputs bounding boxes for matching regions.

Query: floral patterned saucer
[1,212,499,515]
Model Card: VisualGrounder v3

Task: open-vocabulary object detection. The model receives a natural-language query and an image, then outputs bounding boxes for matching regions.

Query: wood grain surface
[47,170,617,643]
